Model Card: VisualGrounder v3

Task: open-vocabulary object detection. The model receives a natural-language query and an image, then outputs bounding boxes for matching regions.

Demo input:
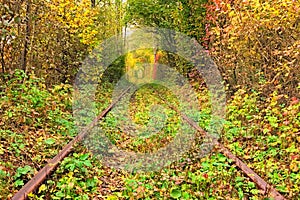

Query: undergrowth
[1,70,299,199]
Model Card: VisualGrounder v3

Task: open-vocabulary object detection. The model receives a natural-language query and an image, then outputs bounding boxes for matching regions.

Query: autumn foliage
[0,0,121,85]
[205,0,299,97]
[1,0,300,199]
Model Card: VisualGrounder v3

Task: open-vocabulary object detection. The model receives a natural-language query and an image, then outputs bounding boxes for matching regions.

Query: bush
[206,0,300,97]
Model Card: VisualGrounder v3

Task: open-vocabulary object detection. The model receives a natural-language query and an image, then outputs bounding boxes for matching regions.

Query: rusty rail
[12,86,132,200]
[13,85,286,200]
[163,99,286,200]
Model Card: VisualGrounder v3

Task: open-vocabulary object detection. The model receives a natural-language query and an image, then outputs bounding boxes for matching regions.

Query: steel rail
[12,86,132,200]
[156,92,286,200]
[13,85,286,200]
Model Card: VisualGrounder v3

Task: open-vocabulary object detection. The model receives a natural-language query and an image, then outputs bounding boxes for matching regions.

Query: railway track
[12,86,286,200]
[12,86,132,200]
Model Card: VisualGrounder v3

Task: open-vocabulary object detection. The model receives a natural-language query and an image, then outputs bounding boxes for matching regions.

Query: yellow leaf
[290,161,299,172]
[107,195,119,200]
[229,11,235,18]
[38,184,47,193]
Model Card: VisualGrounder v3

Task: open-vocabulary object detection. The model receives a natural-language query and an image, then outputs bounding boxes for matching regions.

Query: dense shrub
[206,0,300,97]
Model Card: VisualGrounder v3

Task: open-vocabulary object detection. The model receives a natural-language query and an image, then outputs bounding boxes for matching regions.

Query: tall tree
[20,0,31,73]
[0,0,124,85]
[125,0,208,75]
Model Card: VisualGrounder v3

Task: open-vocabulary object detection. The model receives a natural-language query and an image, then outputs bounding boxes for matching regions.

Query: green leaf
[182,191,190,199]
[14,16,21,23]
[55,191,65,198]
[170,188,181,199]
[8,112,13,118]
[79,153,89,160]
[250,189,259,195]
[83,160,92,167]
[14,165,33,179]
[217,153,227,162]
[14,179,24,187]
[201,161,210,171]
[238,188,244,199]
[45,138,56,145]
[0,169,7,178]
[248,182,255,188]
[65,163,76,171]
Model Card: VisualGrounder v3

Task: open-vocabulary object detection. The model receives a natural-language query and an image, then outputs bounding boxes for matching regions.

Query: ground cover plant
[1,0,299,199]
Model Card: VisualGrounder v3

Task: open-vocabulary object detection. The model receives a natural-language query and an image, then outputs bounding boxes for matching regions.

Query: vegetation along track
[12,86,286,200]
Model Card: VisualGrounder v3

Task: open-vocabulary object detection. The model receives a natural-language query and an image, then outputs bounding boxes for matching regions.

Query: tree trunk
[91,0,96,7]
[21,0,31,74]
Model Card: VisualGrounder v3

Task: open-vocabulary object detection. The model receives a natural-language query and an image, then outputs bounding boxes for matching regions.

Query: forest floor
[0,71,299,199]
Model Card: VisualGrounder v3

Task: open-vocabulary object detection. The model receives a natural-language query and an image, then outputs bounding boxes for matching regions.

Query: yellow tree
[208,0,300,96]
[0,0,124,85]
